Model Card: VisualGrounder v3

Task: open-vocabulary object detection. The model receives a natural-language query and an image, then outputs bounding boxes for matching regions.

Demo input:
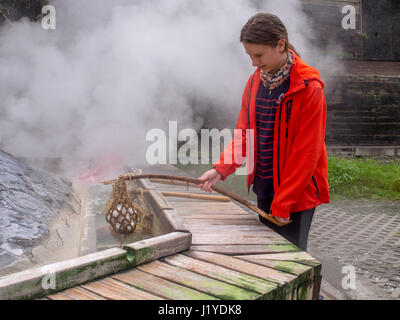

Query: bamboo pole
[149,178,198,188]
[130,189,230,202]
[103,174,291,227]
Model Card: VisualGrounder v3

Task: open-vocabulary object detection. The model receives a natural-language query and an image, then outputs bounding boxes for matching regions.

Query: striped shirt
[252,77,290,199]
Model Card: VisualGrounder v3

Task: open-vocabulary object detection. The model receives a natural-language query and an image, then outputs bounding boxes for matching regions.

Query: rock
[0,149,79,270]
[391,287,400,299]
[0,250,16,267]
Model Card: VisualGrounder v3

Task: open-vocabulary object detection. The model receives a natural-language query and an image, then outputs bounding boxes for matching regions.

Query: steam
[0,0,342,173]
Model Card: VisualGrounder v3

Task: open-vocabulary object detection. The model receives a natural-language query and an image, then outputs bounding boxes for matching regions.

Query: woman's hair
[240,13,300,56]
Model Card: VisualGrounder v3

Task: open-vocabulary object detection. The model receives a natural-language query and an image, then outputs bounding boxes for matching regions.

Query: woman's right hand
[198,169,222,193]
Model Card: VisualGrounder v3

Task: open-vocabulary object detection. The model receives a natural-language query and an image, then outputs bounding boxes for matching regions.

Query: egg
[113,210,118,217]
[117,204,122,211]
[128,208,133,214]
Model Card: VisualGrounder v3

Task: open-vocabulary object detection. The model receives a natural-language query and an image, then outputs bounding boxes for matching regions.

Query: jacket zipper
[312,176,320,198]
[285,100,293,139]
[277,96,286,187]
[247,73,256,190]
[277,80,309,187]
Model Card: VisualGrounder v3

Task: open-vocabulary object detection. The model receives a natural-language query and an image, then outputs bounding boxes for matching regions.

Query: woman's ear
[277,39,286,53]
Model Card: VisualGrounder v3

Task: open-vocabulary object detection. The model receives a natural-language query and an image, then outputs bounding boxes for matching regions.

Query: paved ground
[308,200,400,300]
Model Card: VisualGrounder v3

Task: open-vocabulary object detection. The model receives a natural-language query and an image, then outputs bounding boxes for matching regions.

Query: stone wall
[297,1,400,147]
[0,0,47,24]
[301,0,400,61]
[326,73,400,146]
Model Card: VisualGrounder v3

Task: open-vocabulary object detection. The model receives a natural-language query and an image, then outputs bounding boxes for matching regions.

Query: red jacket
[214,50,330,219]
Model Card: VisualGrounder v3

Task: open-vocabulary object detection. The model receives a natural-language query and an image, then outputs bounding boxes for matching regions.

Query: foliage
[328,156,400,200]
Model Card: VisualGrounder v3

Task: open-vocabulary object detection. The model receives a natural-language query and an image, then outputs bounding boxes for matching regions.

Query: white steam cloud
[0,0,341,171]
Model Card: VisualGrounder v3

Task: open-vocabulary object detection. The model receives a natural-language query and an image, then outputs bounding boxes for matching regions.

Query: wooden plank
[184,219,262,226]
[112,268,219,300]
[0,247,132,300]
[137,260,261,300]
[163,254,278,299]
[189,230,280,237]
[173,205,248,211]
[177,210,249,216]
[187,226,271,232]
[234,252,319,263]
[182,214,257,220]
[123,232,191,266]
[190,244,301,255]
[189,231,280,238]
[161,192,230,202]
[81,278,164,300]
[47,292,76,300]
[236,257,313,277]
[191,235,290,245]
[188,229,274,235]
[184,250,296,285]
[173,202,244,208]
[48,286,106,300]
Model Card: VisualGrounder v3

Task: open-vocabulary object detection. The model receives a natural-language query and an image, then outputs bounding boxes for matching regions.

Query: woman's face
[243,40,287,73]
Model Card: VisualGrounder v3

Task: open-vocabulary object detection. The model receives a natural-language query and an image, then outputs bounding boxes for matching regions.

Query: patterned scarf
[260,51,294,90]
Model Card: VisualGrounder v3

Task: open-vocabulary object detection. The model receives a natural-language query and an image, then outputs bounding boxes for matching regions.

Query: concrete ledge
[123,232,192,266]
[146,189,175,210]
[141,183,190,234]
[161,209,190,233]
[135,178,156,190]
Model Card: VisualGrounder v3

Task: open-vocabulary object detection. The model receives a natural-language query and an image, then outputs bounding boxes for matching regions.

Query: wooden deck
[44,166,322,300]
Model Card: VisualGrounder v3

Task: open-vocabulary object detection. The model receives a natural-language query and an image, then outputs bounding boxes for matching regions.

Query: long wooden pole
[130,189,230,202]
[103,174,291,227]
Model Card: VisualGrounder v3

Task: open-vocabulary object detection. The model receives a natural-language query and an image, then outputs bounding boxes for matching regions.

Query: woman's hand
[269,213,290,224]
[198,169,222,193]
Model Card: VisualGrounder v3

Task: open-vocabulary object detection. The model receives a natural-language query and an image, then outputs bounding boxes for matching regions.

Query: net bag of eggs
[105,177,140,234]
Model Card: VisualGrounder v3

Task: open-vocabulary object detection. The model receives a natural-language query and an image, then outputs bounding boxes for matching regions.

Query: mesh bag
[105,177,140,235]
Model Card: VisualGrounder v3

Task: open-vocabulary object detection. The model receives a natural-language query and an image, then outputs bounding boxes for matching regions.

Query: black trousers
[257,197,315,252]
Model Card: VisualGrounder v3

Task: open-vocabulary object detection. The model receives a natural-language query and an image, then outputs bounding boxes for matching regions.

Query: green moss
[275,261,298,274]
[186,277,260,300]
[297,281,312,300]
[123,246,155,265]
[267,244,301,253]
[160,285,220,300]
[0,277,43,300]
[0,251,134,300]
[126,253,135,263]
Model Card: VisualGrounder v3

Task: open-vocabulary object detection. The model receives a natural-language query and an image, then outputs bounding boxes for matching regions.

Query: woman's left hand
[269,214,290,224]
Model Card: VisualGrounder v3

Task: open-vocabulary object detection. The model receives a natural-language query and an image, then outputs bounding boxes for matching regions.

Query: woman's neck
[269,51,289,74]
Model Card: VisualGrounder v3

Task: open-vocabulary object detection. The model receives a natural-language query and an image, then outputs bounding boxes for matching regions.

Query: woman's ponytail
[288,42,300,57]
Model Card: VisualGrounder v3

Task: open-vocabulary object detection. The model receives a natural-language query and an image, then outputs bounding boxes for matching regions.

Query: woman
[198,13,330,252]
